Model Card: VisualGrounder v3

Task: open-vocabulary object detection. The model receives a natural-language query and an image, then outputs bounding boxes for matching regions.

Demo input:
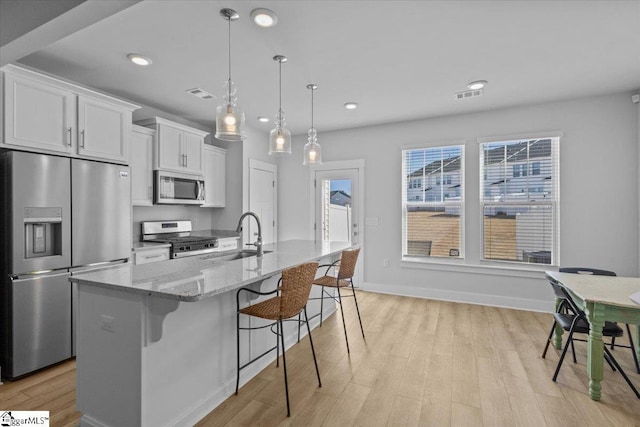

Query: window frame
[478,132,561,266]
[401,140,466,261]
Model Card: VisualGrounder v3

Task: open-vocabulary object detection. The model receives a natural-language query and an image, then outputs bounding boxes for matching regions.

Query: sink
[229,250,272,260]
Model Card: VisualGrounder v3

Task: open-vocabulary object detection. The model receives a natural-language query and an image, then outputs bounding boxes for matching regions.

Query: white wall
[279,92,639,311]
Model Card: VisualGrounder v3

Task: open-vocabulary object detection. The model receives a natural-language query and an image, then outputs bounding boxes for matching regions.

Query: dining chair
[235,262,322,416]
[541,281,639,399]
[558,267,639,374]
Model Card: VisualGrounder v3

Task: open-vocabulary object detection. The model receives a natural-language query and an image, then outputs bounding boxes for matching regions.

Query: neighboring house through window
[480,136,560,265]
[402,144,464,259]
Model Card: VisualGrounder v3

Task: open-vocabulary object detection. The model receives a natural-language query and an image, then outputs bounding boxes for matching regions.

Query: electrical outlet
[383,258,390,268]
[101,314,115,333]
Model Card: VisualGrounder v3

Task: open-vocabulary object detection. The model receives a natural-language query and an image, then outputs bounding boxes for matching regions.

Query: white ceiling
[16,0,640,136]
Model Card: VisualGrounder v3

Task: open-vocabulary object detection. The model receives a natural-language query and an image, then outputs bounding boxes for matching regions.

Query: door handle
[67,127,73,146]
[80,130,85,148]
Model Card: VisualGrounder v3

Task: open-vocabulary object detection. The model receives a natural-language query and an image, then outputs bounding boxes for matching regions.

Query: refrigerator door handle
[11,270,70,282]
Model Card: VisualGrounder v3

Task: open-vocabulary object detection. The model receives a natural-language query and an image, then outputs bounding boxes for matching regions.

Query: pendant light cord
[278,59,282,119]
[227,17,232,99]
[311,88,314,129]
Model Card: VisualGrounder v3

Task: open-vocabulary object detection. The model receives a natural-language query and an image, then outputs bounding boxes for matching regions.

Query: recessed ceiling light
[251,8,278,28]
[258,116,270,123]
[127,53,152,66]
[467,80,487,90]
[344,102,358,110]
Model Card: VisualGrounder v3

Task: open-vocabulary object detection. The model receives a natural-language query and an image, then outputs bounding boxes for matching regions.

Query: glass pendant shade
[303,128,322,165]
[303,84,321,165]
[215,8,245,141]
[215,80,245,141]
[269,55,291,156]
[268,111,292,155]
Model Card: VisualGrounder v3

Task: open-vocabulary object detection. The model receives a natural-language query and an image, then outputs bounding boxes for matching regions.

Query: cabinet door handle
[67,127,73,146]
[185,154,188,167]
[80,130,85,148]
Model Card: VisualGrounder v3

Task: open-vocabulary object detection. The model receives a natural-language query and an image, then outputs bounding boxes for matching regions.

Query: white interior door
[249,159,277,245]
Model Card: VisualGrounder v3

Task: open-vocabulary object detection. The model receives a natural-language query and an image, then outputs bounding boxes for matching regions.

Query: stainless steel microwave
[154,170,205,205]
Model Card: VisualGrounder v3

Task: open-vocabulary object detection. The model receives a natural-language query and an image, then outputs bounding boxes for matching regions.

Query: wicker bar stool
[235,261,321,417]
[303,247,364,354]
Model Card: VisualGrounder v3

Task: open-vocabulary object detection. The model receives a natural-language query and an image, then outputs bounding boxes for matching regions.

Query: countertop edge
[71,241,356,301]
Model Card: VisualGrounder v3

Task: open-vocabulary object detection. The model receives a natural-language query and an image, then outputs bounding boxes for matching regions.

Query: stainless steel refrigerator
[0,151,131,379]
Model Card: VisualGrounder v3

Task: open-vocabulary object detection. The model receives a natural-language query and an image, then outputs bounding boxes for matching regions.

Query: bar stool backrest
[337,248,360,280]
[280,262,319,319]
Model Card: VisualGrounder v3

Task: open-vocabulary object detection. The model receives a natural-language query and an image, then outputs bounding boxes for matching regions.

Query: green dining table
[545,271,640,400]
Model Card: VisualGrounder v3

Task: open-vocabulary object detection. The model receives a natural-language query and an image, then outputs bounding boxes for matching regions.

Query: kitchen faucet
[235,212,263,257]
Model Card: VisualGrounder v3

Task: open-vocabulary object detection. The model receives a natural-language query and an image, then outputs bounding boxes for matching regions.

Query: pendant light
[303,84,322,165]
[215,8,246,141]
[268,55,291,156]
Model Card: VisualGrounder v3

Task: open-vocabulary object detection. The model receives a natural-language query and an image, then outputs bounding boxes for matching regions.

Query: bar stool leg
[304,307,322,388]
[276,320,280,368]
[626,324,640,374]
[235,311,240,394]
[336,287,350,354]
[350,279,365,339]
[279,318,291,417]
[319,286,325,326]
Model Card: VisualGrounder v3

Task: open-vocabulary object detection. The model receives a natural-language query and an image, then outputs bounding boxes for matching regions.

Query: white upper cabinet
[202,145,226,208]
[1,64,139,164]
[130,125,155,206]
[4,72,76,154]
[136,117,208,177]
[77,96,131,163]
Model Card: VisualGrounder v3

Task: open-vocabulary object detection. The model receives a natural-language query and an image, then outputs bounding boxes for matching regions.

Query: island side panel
[77,285,144,427]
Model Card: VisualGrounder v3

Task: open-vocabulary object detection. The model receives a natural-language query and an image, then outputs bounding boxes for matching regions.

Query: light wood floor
[2,291,639,426]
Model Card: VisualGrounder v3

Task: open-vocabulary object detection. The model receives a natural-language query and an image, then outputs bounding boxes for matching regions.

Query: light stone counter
[71,240,354,301]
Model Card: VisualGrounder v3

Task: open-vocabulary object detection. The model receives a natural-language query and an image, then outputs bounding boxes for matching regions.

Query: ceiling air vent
[186,88,215,100]
[455,89,483,100]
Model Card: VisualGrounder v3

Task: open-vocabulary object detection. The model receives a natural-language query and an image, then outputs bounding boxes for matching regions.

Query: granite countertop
[70,240,355,302]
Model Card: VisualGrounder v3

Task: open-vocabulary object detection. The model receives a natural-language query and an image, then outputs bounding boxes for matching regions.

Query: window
[402,144,464,259]
[480,137,559,265]
[531,162,540,175]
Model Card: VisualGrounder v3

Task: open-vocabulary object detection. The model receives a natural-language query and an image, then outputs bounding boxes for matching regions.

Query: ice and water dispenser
[24,207,63,259]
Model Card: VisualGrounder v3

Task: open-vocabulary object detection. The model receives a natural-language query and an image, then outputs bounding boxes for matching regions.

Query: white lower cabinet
[131,125,155,206]
[133,246,170,265]
[202,145,226,207]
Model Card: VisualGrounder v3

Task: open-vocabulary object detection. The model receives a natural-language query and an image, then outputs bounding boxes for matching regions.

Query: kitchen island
[70,240,355,427]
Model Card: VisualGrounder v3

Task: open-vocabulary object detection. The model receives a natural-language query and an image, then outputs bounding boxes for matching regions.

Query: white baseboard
[362,282,552,312]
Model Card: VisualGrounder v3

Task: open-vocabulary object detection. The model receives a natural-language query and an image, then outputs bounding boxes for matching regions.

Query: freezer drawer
[9,271,72,378]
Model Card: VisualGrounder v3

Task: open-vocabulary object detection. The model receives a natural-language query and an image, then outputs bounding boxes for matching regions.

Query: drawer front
[134,248,170,265]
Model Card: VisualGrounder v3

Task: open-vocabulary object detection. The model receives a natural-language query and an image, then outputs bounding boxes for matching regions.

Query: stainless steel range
[142,221,238,258]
